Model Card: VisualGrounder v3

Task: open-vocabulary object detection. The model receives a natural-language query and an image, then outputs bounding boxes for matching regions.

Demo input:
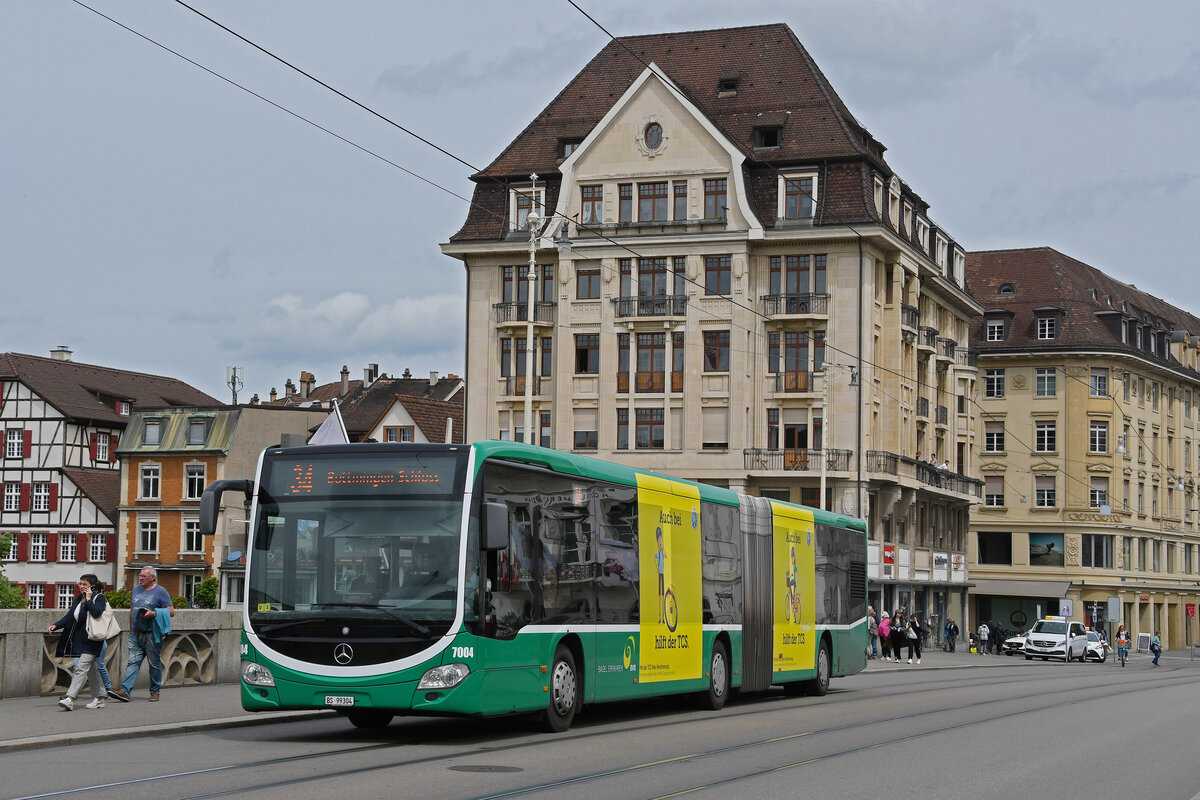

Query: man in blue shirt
[108,567,174,702]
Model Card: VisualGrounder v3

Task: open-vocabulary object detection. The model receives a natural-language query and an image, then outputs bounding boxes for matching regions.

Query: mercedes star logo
[334,643,354,665]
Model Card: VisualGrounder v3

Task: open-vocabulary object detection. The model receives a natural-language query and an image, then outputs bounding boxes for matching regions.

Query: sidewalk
[0,682,333,754]
[863,642,1197,671]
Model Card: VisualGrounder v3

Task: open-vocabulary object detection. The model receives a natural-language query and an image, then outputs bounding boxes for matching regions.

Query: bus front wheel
[541,644,578,732]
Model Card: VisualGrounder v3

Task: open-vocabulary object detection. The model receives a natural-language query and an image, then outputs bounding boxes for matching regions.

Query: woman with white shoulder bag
[47,573,112,711]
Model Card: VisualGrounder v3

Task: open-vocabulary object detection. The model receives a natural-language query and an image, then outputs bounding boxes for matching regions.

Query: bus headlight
[242,660,276,687]
[418,663,470,690]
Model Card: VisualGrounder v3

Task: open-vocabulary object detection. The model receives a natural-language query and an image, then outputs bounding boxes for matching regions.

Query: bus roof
[471,440,866,531]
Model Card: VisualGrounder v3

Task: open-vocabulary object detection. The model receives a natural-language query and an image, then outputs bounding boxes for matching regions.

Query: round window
[644,122,663,150]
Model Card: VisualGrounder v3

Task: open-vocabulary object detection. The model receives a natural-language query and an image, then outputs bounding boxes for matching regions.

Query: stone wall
[0,609,242,698]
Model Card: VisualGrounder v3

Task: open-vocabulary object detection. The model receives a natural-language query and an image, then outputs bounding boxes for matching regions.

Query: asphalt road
[6,657,1199,800]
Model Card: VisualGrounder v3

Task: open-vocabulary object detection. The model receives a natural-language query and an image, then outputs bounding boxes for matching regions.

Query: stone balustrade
[0,609,242,698]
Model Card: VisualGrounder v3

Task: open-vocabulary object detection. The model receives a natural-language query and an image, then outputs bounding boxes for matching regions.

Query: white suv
[1024,616,1087,662]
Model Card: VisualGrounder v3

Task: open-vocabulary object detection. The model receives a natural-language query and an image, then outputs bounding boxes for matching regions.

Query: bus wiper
[312,603,431,636]
[257,616,334,634]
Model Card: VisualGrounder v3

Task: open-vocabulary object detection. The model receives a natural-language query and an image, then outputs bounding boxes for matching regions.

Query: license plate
[324,695,355,707]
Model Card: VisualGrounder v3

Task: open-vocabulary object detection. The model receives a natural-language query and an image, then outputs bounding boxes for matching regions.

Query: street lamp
[820,362,858,513]
[523,173,540,446]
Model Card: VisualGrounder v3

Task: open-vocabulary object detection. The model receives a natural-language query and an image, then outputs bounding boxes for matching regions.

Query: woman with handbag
[878,612,892,661]
[47,574,110,711]
[906,613,923,664]
[889,614,907,663]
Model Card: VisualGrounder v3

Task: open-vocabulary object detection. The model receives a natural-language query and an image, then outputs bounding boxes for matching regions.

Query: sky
[3,1,1198,402]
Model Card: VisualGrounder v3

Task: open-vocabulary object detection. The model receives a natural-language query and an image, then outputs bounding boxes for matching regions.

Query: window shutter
[0,381,4,410]
[22,430,32,458]
[45,582,56,602]
[20,483,30,511]
[109,434,119,462]
[89,433,98,461]
[47,532,59,562]
[77,533,87,562]
[49,483,59,511]
[17,533,29,561]
[114,400,122,414]
[107,532,117,562]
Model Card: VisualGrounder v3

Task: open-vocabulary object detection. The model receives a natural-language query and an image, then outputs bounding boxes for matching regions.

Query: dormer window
[512,187,546,231]
[753,126,782,148]
[986,319,1006,342]
[144,419,162,446]
[998,283,1016,296]
[559,138,582,158]
[1034,306,1063,340]
[717,77,739,96]
[888,178,900,230]
[778,173,817,221]
[118,401,131,416]
[873,177,884,216]
[187,418,209,446]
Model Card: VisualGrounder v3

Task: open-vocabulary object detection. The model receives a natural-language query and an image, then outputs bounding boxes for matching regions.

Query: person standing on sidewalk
[878,612,892,661]
[867,608,879,659]
[906,613,923,664]
[48,574,110,711]
[944,618,959,652]
[108,567,174,703]
[1150,631,1162,666]
[976,621,989,655]
[889,614,907,662]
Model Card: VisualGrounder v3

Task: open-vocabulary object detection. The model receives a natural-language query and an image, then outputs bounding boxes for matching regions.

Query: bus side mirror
[199,479,255,535]
[482,501,509,552]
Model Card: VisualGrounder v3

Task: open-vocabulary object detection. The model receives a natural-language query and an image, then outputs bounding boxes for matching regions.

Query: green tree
[192,577,219,609]
[0,533,27,609]
[106,586,132,609]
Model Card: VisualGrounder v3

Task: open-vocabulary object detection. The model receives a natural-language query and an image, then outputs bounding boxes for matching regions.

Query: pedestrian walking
[108,567,174,703]
[47,574,110,711]
[867,608,879,658]
[906,614,923,664]
[1150,631,1162,666]
[944,618,959,652]
[1115,625,1130,667]
[889,614,907,662]
[878,612,892,661]
[976,621,990,655]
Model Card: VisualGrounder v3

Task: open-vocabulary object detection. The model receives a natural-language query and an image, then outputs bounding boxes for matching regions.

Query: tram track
[15,663,1194,800]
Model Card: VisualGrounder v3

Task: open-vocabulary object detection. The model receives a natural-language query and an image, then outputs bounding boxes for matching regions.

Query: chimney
[270,387,278,402]
[285,378,296,397]
[445,416,454,443]
[364,363,379,387]
[340,365,350,396]
[299,371,314,398]
[429,370,439,387]
[50,346,73,362]
[250,393,260,405]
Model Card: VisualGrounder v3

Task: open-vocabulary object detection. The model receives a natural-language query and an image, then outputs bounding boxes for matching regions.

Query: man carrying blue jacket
[108,567,174,702]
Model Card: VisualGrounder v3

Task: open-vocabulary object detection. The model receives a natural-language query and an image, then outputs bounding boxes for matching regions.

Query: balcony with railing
[760,293,830,317]
[936,337,957,360]
[936,405,949,426]
[774,370,814,393]
[918,326,939,350]
[612,295,688,318]
[502,375,543,396]
[866,450,983,498]
[744,448,852,472]
[494,301,556,325]
[954,347,978,368]
[901,304,919,330]
[917,396,930,418]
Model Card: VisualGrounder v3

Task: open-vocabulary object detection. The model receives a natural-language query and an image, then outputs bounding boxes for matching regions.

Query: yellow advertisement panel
[636,474,702,683]
[771,501,815,672]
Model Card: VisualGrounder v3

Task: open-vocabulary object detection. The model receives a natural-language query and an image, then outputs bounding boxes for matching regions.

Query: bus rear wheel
[700,639,729,710]
[804,641,831,696]
[347,710,393,729]
[541,644,578,733]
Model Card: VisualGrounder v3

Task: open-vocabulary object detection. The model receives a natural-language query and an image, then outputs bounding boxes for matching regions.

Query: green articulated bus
[199,440,868,731]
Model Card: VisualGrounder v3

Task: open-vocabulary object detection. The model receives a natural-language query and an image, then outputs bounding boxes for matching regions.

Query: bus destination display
[267,454,461,497]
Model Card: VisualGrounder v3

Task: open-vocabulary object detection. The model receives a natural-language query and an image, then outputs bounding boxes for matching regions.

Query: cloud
[375,34,594,97]
[1016,41,1200,108]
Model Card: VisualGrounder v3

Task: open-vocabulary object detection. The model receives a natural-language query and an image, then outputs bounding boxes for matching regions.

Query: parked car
[1085,630,1109,663]
[1024,616,1088,661]
[1003,629,1031,656]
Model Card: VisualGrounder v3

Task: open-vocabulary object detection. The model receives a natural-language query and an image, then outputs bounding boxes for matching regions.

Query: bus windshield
[246,449,468,658]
